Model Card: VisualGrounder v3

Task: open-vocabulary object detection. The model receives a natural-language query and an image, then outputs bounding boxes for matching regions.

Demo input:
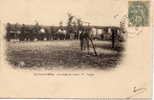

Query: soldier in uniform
[79,28,90,54]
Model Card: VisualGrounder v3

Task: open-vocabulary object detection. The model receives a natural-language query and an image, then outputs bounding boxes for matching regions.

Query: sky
[0,0,128,26]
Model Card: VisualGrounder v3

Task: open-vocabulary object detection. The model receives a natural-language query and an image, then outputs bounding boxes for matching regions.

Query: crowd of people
[6,22,124,56]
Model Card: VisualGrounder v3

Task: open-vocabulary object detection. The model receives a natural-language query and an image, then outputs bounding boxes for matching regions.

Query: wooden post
[89,37,98,56]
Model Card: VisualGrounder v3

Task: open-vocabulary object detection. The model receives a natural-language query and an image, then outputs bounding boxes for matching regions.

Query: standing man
[111,28,117,49]
[79,28,90,54]
[79,27,98,56]
[79,28,85,51]
[84,28,90,53]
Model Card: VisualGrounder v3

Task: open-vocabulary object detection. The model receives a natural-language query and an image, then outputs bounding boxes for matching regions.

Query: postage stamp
[128,1,149,26]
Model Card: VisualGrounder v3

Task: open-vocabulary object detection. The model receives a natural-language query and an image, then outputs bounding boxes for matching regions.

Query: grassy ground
[6,40,124,70]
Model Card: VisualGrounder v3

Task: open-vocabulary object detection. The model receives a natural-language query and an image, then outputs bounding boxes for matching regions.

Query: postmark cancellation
[128,1,149,27]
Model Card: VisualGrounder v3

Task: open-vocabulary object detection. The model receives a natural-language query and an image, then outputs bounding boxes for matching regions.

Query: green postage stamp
[128,1,149,26]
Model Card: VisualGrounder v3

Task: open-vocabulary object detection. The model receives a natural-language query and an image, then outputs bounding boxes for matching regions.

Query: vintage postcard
[0,0,153,99]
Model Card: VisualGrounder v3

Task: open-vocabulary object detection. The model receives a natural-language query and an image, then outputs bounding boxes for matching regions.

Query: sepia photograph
[5,13,126,70]
[0,0,152,98]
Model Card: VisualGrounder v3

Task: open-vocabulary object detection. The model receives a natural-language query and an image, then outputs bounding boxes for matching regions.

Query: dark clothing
[79,31,84,40]
[79,31,84,50]
[79,30,90,51]
[111,29,117,48]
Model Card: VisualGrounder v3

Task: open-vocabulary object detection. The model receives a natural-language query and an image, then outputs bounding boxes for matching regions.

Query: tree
[66,13,74,39]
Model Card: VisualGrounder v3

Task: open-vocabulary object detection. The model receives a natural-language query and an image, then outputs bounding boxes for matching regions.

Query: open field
[6,40,124,70]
